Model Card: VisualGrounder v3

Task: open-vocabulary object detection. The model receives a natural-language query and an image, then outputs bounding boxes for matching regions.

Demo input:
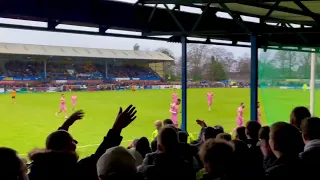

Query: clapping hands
[113,105,137,132]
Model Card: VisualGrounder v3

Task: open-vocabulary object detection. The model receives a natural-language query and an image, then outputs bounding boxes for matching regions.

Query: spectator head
[245,121,261,140]
[157,126,179,152]
[301,117,320,144]
[214,125,224,134]
[259,126,270,141]
[216,133,232,141]
[202,127,217,141]
[290,106,311,130]
[235,126,247,142]
[178,131,188,143]
[269,122,302,158]
[163,119,173,126]
[259,126,271,157]
[46,130,76,152]
[135,137,151,158]
[199,139,234,175]
[0,147,28,180]
[176,98,181,105]
[97,146,136,180]
[154,120,162,130]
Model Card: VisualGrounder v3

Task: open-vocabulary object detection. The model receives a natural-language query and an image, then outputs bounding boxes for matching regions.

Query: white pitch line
[19,132,200,156]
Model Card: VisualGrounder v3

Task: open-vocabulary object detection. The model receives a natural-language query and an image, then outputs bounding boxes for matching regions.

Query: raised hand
[196,119,207,128]
[113,105,137,131]
[60,110,84,131]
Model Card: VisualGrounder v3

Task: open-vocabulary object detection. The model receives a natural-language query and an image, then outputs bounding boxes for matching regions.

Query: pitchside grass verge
[0,88,314,158]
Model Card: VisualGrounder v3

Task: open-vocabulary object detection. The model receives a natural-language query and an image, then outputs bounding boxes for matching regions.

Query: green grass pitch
[0,88,313,158]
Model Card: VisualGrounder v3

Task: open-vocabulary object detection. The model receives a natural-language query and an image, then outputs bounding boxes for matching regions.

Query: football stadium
[0,42,317,159]
[1,1,320,180]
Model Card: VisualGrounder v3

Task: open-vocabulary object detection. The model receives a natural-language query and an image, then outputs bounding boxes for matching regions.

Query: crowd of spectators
[108,65,158,79]
[1,61,159,80]
[0,104,318,180]
[74,63,103,74]
[4,61,42,77]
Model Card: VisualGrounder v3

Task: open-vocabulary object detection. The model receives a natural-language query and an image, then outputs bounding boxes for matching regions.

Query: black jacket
[139,152,195,180]
[77,128,123,180]
[266,155,304,180]
[29,151,78,180]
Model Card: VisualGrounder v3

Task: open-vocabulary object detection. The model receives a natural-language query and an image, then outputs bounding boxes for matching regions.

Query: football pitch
[0,88,313,158]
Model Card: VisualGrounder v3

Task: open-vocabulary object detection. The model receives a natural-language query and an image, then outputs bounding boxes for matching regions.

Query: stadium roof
[0,43,173,61]
[1,0,320,51]
[1,0,320,49]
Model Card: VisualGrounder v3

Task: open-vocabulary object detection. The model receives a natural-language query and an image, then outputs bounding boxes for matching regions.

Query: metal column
[310,50,316,116]
[105,59,108,78]
[250,34,258,121]
[181,36,187,131]
[44,59,47,81]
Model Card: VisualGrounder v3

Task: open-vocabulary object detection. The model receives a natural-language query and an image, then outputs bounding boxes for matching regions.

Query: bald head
[155,120,163,130]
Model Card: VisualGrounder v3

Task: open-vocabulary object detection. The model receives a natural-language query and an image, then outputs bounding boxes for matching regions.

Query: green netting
[258,49,319,124]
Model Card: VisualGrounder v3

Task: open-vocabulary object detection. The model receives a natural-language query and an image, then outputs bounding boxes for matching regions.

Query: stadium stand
[0,43,173,81]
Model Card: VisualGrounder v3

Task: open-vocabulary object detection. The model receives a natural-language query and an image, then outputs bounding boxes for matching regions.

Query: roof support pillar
[310,49,316,116]
[181,36,187,131]
[250,33,258,121]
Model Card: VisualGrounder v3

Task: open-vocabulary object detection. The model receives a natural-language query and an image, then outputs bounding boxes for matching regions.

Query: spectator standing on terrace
[0,147,29,180]
[245,121,264,179]
[139,126,195,180]
[235,126,247,143]
[151,120,162,140]
[97,146,143,180]
[290,106,311,130]
[300,117,320,180]
[198,139,233,180]
[266,122,304,180]
[259,126,276,170]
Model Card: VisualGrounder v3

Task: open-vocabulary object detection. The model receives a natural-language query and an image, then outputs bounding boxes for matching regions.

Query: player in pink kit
[71,95,77,111]
[236,103,245,126]
[232,103,245,134]
[206,90,214,111]
[172,90,178,103]
[56,94,68,118]
[169,99,181,128]
[257,102,261,124]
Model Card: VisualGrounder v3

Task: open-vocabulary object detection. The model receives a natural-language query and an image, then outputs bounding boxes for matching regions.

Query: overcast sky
[0,0,251,59]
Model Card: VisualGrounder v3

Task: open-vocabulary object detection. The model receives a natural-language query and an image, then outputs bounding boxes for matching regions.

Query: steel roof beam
[261,0,281,23]
[143,0,304,3]
[294,0,320,26]
[238,2,313,17]
[219,3,250,33]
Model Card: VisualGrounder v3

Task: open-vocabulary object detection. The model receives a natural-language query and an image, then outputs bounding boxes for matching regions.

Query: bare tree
[155,48,176,80]
[187,44,209,81]
[210,47,236,73]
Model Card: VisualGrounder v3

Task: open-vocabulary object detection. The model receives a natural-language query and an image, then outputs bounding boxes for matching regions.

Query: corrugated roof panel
[0,42,173,61]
